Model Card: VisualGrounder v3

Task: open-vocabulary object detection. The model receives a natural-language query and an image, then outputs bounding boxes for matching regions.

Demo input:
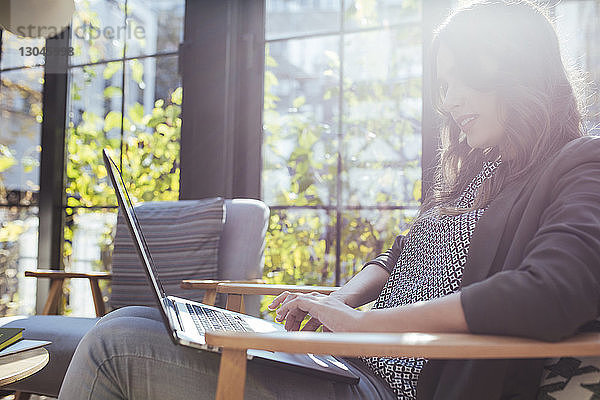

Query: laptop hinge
[166,298,183,331]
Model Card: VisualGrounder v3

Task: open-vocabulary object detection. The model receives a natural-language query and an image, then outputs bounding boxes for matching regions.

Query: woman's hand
[267,291,362,332]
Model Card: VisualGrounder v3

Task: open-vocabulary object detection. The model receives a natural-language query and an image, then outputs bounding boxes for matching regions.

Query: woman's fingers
[284,308,306,331]
[276,296,309,321]
[269,291,326,311]
[274,296,309,331]
[275,295,300,323]
[272,292,357,332]
[268,291,295,311]
[267,291,287,310]
[301,316,322,331]
[272,292,330,330]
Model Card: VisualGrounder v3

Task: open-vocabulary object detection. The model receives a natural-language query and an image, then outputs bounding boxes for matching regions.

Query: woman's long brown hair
[419,0,586,218]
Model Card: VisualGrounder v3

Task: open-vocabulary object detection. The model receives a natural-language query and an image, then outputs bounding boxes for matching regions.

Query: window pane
[262,1,424,288]
[0,31,45,70]
[0,207,38,316]
[122,56,181,201]
[262,37,340,206]
[266,0,341,40]
[264,209,336,286]
[125,0,185,57]
[0,67,43,206]
[342,26,421,207]
[339,208,417,283]
[555,1,600,135]
[70,0,126,65]
[344,0,421,30]
[65,63,124,208]
[343,165,420,206]
[63,207,116,317]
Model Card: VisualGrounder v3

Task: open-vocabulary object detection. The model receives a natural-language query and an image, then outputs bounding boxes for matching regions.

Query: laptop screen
[102,149,176,333]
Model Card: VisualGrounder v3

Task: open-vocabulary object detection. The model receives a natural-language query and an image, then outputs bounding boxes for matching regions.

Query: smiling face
[436,44,506,150]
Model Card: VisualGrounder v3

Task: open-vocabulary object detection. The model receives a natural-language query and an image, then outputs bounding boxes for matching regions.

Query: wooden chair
[200,282,600,400]
[26,271,261,317]
[0,198,270,399]
[25,199,270,317]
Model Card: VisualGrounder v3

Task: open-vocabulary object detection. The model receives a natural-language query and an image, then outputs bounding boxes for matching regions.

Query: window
[0,31,45,316]
[262,0,423,287]
[555,0,600,135]
[62,0,184,316]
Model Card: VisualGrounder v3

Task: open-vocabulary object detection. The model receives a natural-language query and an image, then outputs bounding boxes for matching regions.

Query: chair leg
[89,278,107,317]
[202,289,217,306]
[41,278,64,315]
[216,348,247,400]
[14,391,32,400]
[225,294,244,314]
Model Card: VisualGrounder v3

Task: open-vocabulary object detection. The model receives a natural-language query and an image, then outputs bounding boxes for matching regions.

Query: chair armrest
[215,283,340,297]
[209,283,339,313]
[180,282,339,312]
[179,279,264,308]
[179,279,263,291]
[25,270,111,316]
[25,270,112,279]
[206,330,600,359]
[208,331,600,400]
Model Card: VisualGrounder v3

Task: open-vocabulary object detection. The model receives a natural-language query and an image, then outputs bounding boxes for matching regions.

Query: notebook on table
[0,328,23,352]
[102,149,359,384]
[0,340,51,357]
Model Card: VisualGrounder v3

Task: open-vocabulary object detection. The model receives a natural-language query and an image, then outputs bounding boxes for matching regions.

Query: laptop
[102,149,359,384]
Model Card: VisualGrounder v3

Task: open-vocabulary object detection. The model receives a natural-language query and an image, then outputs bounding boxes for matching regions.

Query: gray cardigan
[364,135,600,399]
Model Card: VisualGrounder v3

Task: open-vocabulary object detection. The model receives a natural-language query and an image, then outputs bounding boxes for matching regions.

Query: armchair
[199,282,600,400]
[0,198,269,398]
[25,198,268,317]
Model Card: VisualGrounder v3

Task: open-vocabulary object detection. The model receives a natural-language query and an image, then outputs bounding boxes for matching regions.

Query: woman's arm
[358,292,469,333]
[273,291,469,333]
[330,264,390,308]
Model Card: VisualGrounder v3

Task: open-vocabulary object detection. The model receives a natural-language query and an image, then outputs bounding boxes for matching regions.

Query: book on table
[0,340,51,357]
[0,328,24,352]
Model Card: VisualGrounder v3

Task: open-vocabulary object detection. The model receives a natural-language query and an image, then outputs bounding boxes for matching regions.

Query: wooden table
[0,347,49,386]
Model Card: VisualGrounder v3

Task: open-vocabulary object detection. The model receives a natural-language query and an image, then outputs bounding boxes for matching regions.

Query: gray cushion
[219,199,270,315]
[219,199,269,280]
[0,315,98,397]
[110,198,224,310]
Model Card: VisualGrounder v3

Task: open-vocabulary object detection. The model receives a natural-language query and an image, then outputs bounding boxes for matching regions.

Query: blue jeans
[58,306,396,400]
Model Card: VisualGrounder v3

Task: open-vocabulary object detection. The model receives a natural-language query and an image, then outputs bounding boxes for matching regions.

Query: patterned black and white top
[362,158,502,399]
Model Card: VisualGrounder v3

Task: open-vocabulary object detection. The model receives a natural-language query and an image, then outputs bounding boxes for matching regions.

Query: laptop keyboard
[185,303,253,333]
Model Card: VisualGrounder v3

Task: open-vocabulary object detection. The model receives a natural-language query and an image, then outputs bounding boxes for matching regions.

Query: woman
[58,1,600,399]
